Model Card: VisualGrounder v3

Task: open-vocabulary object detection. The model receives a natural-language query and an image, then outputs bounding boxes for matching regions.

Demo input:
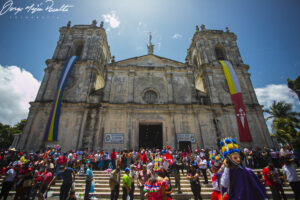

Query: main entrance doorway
[139,123,163,149]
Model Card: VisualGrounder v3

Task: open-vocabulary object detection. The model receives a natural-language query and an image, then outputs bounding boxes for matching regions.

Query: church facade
[17,21,273,152]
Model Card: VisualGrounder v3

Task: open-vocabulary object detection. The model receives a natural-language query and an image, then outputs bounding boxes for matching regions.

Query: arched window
[215,45,226,60]
[72,39,84,58]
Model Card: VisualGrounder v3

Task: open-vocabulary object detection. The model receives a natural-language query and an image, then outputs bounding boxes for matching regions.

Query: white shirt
[199,159,207,169]
[280,148,289,157]
[283,164,299,182]
[221,167,230,188]
[95,153,101,161]
[4,169,16,182]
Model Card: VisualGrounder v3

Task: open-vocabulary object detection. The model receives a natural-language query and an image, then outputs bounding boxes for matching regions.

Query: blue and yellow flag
[44,56,78,141]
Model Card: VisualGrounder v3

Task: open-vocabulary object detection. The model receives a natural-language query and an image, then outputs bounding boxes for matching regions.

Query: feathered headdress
[220,138,240,157]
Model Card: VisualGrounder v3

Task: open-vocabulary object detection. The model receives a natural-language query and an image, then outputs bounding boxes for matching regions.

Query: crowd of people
[0,141,299,200]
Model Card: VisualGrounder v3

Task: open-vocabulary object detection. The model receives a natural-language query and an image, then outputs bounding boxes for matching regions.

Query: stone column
[171,114,177,149]
[132,121,137,150]
[166,71,173,103]
[103,71,113,102]
[76,109,88,150]
[128,70,136,103]
[203,67,219,104]
[194,112,204,148]
[81,38,89,61]
[187,71,197,103]
[93,110,103,150]
[126,112,131,149]
[98,111,106,151]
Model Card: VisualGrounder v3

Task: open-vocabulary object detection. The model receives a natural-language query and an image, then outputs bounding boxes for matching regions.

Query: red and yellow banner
[219,60,252,142]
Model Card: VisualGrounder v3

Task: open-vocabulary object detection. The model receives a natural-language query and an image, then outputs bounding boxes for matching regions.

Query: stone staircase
[1,169,299,199]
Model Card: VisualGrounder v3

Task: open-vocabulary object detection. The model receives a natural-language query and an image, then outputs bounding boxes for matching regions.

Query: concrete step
[1,168,299,199]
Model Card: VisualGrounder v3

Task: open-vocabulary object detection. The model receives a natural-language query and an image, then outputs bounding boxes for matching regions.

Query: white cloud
[172,33,182,39]
[255,84,300,110]
[0,65,40,126]
[254,84,300,132]
[102,11,120,29]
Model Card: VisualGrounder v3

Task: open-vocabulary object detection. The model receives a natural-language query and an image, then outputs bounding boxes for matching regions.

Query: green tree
[0,123,14,149]
[13,119,27,134]
[264,101,299,122]
[264,101,300,152]
[0,119,27,149]
[287,76,300,100]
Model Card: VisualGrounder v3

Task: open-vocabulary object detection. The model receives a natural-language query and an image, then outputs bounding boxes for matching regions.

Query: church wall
[210,69,232,105]
[101,110,128,151]
[42,66,61,101]
[62,65,92,102]
[172,73,192,104]
[173,112,198,150]
[18,106,49,151]
[106,68,195,105]
[109,72,129,103]
[56,107,85,151]
[132,71,168,104]
[197,111,219,149]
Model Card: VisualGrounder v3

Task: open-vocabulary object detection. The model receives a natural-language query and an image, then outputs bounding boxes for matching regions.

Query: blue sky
[0,0,299,126]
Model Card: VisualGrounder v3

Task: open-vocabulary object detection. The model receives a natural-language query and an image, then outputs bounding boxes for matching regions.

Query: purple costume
[221,167,267,200]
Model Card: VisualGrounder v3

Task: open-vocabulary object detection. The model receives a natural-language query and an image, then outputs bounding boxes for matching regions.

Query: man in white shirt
[282,158,300,200]
[199,157,208,184]
[0,165,18,200]
[200,149,205,158]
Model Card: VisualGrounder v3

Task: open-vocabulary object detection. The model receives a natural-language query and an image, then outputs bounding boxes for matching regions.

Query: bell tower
[18,20,111,151]
[186,24,258,105]
[185,25,272,147]
[35,20,110,103]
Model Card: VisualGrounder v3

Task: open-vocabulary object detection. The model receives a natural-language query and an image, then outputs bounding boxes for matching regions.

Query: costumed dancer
[210,155,222,200]
[210,154,222,173]
[219,138,268,200]
[143,166,172,200]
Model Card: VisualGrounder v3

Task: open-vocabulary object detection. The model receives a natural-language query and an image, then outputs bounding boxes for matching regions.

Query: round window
[143,90,158,104]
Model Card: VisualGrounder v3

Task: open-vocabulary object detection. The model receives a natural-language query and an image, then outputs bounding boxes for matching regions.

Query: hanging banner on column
[219,60,252,142]
[44,56,78,141]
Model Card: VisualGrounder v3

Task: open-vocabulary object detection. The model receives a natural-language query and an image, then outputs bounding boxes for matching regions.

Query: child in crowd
[105,161,113,174]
